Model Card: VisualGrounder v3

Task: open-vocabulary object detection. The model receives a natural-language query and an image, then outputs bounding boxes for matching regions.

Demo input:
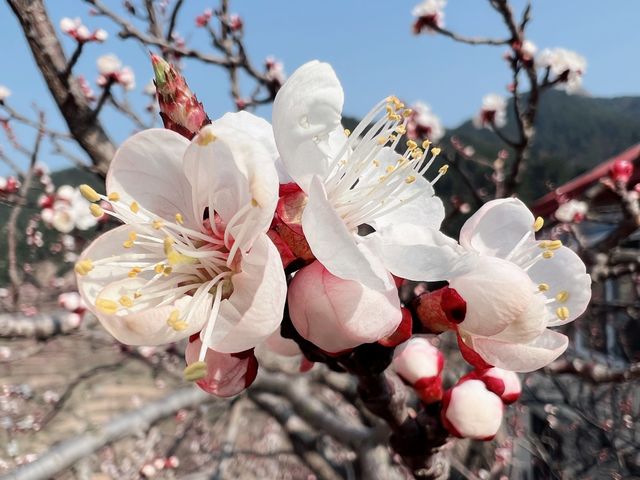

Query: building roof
[532,144,640,217]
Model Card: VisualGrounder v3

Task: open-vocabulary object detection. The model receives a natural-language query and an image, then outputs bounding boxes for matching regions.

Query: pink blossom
[392,337,444,403]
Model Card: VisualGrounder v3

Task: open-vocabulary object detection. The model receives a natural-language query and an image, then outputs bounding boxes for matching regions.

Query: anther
[431,147,442,156]
[152,220,164,229]
[542,250,554,259]
[438,164,449,175]
[344,128,351,137]
[537,283,550,292]
[183,361,207,382]
[556,306,570,321]
[405,175,416,184]
[406,140,418,150]
[119,295,134,307]
[89,204,104,218]
[108,192,120,202]
[130,201,140,213]
[534,217,544,232]
[163,237,174,255]
[79,184,100,202]
[74,259,94,276]
[128,267,141,278]
[422,140,432,149]
[96,298,118,315]
[555,291,569,303]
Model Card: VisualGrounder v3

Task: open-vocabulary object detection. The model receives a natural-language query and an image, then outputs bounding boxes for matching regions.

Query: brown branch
[7,0,116,176]
[3,387,213,480]
[84,0,232,67]
[165,0,184,41]
[545,358,640,383]
[428,25,510,45]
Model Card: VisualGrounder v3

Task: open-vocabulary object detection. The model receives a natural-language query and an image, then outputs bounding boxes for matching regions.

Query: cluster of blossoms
[60,17,107,43]
[0,175,20,195]
[473,94,507,130]
[405,101,444,143]
[40,185,100,234]
[97,54,136,91]
[412,0,447,33]
[58,291,87,329]
[536,48,587,93]
[74,60,591,440]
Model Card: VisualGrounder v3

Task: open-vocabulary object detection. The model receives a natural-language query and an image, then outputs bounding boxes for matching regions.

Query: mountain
[446,90,640,201]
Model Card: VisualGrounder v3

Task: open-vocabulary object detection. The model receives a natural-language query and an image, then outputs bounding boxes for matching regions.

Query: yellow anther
[344,128,351,137]
[394,102,405,111]
[556,306,570,321]
[130,201,140,213]
[406,140,418,151]
[133,290,142,299]
[431,147,442,156]
[402,109,413,117]
[555,291,569,303]
[152,219,164,230]
[438,164,449,175]
[163,266,173,276]
[542,250,554,259]
[397,158,408,166]
[96,298,118,315]
[128,267,141,278]
[386,165,396,174]
[411,148,423,159]
[167,250,196,266]
[74,259,94,276]
[422,140,432,149]
[79,184,101,202]
[389,134,398,142]
[372,159,381,167]
[405,175,416,184]
[537,283,550,292]
[107,192,120,202]
[547,240,563,251]
[167,310,187,331]
[183,361,207,382]
[534,216,544,232]
[154,264,165,274]
[197,130,217,146]
[385,105,394,114]
[538,240,550,249]
[251,198,259,207]
[163,237,174,255]
[175,213,184,224]
[89,204,104,218]
[377,136,388,145]
[119,295,134,308]
[396,125,407,134]
[128,231,137,242]
[122,240,135,249]
[388,113,401,121]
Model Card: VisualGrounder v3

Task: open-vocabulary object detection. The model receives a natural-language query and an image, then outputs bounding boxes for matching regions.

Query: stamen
[119,295,134,307]
[198,286,224,362]
[555,291,569,303]
[90,204,104,217]
[556,306,570,321]
[534,217,544,232]
[108,192,120,202]
[344,128,351,137]
[167,309,188,331]
[96,298,118,315]
[128,267,142,278]
[74,259,94,276]
[130,201,140,213]
[542,250,554,259]
[537,283,550,292]
[152,220,164,230]
[183,361,207,382]
[79,184,101,202]
[175,213,184,224]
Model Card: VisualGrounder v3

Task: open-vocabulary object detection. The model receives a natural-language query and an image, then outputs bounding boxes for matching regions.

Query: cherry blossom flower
[473,94,507,129]
[0,85,11,102]
[41,186,98,233]
[195,8,213,27]
[463,367,522,404]
[60,17,107,43]
[0,176,19,194]
[287,259,401,353]
[265,56,287,93]
[441,379,504,440]
[97,54,136,90]
[446,199,591,372]
[412,0,446,33]
[554,199,588,223]
[536,48,586,93]
[75,113,286,373]
[272,61,451,291]
[406,101,444,143]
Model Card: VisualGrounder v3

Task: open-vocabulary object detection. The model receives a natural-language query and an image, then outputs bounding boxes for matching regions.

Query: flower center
[322,96,446,230]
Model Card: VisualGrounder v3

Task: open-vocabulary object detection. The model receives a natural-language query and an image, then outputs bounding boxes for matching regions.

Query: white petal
[526,246,591,326]
[451,255,534,337]
[460,198,535,258]
[364,223,463,282]
[445,379,503,439]
[205,234,286,353]
[302,176,387,291]
[184,124,279,252]
[106,129,197,228]
[272,61,344,192]
[490,292,549,344]
[93,279,208,345]
[470,329,569,373]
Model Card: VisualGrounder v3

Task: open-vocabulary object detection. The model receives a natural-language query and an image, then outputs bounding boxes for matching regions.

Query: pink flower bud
[414,286,466,334]
[611,158,634,184]
[469,367,522,404]
[195,8,213,27]
[228,14,243,31]
[392,337,444,403]
[165,456,180,469]
[288,260,402,353]
[441,379,504,440]
[185,336,258,397]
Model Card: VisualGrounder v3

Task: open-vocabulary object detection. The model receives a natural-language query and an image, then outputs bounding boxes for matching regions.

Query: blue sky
[0,0,638,173]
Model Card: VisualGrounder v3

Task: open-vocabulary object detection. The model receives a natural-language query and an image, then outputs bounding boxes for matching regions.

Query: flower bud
[392,337,444,403]
[151,54,210,139]
[378,307,412,347]
[610,158,634,184]
[413,286,466,334]
[468,367,522,404]
[441,379,504,440]
[185,337,258,397]
[288,260,401,353]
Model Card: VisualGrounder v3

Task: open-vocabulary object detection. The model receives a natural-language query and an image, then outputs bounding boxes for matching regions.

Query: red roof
[531,143,640,217]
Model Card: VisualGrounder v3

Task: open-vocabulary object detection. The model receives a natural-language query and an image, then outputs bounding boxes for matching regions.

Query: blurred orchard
[0,1,638,479]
